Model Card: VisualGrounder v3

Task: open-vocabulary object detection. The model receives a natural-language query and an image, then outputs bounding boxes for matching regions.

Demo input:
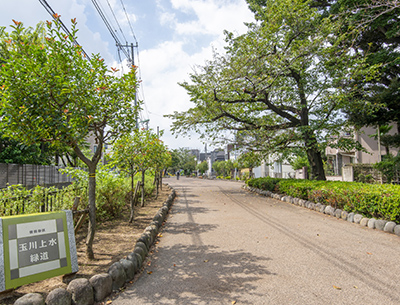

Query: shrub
[247,177,283,192]
[247,177,400,223]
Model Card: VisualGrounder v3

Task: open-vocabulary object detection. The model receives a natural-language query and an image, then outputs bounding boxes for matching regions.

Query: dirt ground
[0,185,171,305]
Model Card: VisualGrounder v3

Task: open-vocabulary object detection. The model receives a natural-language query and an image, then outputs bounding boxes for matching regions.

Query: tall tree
[0,18,139,259]
[169,0,369,180]
[327,0,400,150]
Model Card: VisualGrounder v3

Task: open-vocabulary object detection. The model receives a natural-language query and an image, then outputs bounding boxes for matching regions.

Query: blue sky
[1,0,254,151]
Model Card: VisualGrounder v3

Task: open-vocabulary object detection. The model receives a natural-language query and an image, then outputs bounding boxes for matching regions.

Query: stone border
[14,186,177,305]
[242,185,400,237]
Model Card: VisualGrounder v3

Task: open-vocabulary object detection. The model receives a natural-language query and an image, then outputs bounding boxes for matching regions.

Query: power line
[105,0,128,44]
[119,0,138,44]
[38,0,91,60]
[91,0,131,61]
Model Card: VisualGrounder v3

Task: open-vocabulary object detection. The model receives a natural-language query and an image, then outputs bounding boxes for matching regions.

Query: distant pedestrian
[176,171,180,180]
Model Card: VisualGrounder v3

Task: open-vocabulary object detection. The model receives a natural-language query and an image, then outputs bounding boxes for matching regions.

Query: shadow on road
[123,244,275,305]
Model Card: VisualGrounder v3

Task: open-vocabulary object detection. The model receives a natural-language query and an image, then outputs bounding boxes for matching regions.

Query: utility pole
[121,42,139,129]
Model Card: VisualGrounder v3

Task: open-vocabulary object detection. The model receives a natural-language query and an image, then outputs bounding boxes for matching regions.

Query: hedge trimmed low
[247,177,400,223]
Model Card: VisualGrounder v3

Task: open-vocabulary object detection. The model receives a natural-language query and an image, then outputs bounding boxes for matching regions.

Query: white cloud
[171,0,252,36]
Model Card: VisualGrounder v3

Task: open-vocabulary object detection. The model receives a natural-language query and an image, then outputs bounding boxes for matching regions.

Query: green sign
[0,211,78,291]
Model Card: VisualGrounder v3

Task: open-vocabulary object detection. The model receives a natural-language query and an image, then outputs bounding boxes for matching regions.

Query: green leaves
[111,129,170,175]
[0,18,139,157]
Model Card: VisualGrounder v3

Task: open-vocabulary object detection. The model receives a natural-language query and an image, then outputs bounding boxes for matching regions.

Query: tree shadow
[120,244,275,305]
[163,222,219,236]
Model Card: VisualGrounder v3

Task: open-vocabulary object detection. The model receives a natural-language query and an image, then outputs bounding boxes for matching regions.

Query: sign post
[0,211,78,291]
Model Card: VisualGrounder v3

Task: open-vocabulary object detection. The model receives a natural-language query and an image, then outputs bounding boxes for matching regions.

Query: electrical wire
[91,0,131,61]
[38,0,91,60]
[119,0,138,44]
[105,0,128,44]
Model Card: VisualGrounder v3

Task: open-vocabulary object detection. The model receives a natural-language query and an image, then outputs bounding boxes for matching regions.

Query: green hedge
[247,177,400,223]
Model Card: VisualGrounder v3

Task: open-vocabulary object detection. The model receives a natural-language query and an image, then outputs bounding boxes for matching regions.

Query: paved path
[113,177,400,304]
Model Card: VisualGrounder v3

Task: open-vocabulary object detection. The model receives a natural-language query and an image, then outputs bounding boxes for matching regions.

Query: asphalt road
[112,177,400,305]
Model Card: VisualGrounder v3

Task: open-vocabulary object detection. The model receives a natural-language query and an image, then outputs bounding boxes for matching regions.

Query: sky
[1,0,254,152]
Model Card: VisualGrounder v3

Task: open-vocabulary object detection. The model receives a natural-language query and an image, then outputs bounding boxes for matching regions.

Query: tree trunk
[141,170,145,207]
[303,130,326,180]
[73,142,102,260]
[86,163,96,259]
[129,181,141,223]
[129,170,134,223]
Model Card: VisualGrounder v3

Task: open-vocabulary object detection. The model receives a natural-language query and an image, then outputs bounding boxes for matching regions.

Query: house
[326,124,399,176]
[253,155,296,179]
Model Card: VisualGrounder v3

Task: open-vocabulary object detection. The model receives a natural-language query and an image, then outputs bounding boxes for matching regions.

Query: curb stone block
[142,231,154,246]
[135,241,149,254]
[137,233,151,250]
[360,218,370,227]
[384,221,397,233]
[45,288,72,305]
[375,219,387,231]
[149,221,160,230]
[89,273,112,302]
[108,262,127,291]
[67,278,94,305]
[15,293,45,305]
[394,225,400,236]
[347,212,355,223]
[319,205,326,213]
[354,214,363,224]
[341,211,348,220]
[368,218,376,229]
[335,209,342,218]
[134,246,146,261]
[120,258,135,281]
[135,252,143,268]
[324,206,332,215]
[126,252,139,271]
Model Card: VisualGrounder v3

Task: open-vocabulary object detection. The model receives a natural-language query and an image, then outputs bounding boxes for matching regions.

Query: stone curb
[15,186,177,305]
[242,185,400,237]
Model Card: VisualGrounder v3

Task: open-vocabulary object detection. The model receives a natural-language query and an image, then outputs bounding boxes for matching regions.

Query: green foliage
[196,160,208,174]
[289,154,310,171]
[0,19,139,152]
[0,183,85,216]
[247,177,282,192]
[0,132,55,165]
[169,148,196,175]
[374,154,400,184]
[212,161,225,176]
[169,0,372,180]
[0,18,140,257]
[247,177,400,222]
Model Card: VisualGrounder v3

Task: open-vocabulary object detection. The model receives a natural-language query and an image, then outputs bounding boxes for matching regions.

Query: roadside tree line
[0,18,171,259]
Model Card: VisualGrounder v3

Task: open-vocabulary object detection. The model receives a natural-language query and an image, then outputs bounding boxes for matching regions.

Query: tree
[237,151,261,179]
[112,129,170,219]
[212,160,225,176]
[324,0,400,149]
[169,0,369,180]
[0,132,55,165]
[196,160,208,175]
[0,19,139,259]
[169,148,196,175]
